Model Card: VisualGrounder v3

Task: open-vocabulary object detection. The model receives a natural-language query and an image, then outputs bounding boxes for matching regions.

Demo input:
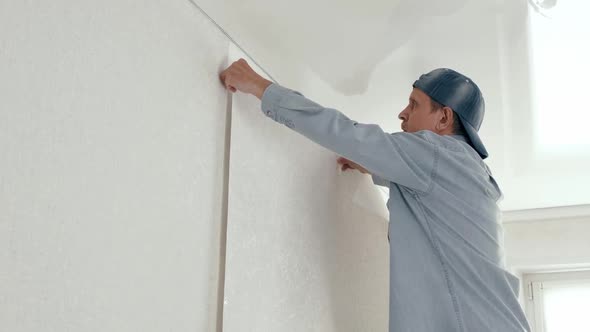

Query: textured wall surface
[222,48,390,332]
[0,1,228,331]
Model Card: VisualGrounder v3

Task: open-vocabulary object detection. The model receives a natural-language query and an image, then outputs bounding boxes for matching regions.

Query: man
[219,59,531,332]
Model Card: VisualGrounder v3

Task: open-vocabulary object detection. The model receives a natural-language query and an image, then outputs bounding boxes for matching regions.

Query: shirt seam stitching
[416,195,466,332]
[417,144,440,197]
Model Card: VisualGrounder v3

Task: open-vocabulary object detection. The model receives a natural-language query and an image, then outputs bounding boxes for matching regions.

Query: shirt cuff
[260,83,289,116]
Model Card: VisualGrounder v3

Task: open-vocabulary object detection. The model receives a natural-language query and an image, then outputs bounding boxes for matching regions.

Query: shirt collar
[450,134,468,143]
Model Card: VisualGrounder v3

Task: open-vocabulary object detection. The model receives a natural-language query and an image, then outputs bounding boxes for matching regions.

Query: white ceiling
[195,0,590,211]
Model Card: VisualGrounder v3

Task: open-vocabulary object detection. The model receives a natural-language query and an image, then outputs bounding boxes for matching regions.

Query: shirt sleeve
[260,83,438,193]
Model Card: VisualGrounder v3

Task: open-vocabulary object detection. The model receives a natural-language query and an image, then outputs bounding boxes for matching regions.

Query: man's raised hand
[219,58,273,99]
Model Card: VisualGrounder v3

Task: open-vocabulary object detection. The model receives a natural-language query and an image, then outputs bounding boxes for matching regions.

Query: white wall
[504,217,590,272]
[0,1,228,331]
[221,46,390,332]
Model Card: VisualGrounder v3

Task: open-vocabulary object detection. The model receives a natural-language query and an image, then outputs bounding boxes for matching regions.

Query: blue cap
[413,68,488,159]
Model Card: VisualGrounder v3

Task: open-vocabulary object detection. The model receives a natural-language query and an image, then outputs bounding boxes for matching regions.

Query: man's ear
[436,106,454,132]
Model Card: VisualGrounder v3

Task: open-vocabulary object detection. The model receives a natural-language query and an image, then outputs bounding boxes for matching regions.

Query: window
[528,2,590,156]
[524,270,590,332]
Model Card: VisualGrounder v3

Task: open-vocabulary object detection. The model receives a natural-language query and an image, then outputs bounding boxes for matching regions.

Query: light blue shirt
[261,83,531,332]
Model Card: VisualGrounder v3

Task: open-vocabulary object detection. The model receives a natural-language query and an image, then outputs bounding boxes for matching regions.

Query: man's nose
[398,108,408,121]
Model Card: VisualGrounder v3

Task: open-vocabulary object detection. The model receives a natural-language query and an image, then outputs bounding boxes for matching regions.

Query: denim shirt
[261,83,531,332]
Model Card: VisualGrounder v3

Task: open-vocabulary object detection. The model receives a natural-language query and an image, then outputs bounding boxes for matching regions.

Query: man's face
[398,88,441,133]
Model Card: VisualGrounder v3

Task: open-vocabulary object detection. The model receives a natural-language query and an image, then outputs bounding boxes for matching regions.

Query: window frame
[523,270,590,332]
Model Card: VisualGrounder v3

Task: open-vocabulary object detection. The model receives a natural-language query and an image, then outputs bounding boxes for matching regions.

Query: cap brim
[459,116,489,159]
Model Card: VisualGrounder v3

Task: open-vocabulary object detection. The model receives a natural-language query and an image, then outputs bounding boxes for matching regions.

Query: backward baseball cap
[413,68,488,159]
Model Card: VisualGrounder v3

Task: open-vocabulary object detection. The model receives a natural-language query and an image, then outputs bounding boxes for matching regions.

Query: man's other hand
[219,58,273,99]
[337,157,370,174]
